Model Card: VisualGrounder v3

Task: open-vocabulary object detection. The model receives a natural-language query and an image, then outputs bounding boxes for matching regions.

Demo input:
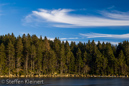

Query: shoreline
[0,74,128,78]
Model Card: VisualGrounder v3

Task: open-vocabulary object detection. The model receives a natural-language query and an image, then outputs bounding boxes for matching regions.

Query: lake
[0,77,129,86]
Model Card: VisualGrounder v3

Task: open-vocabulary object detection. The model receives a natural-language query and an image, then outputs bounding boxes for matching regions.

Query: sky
[0,0,129,45]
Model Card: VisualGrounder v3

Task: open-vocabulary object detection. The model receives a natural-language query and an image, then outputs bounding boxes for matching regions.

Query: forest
[0,33,129,76]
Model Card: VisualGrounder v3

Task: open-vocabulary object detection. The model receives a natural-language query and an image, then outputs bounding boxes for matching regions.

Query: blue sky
[0,0,129,45]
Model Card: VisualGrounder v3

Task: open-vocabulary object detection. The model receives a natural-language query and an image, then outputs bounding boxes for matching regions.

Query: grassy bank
[0,74,128,78]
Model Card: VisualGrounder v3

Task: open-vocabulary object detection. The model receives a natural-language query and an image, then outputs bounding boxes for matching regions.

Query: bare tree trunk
[17,57,20,76]
[25,53,28,76]
[8,55,10,76]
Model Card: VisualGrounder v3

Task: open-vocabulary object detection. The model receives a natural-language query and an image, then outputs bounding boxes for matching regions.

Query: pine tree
[0,33,129,76]
[118,50,128,75]
[44,36,50,51]
[42,36,51,74]
[60,42,66,74]
[97,41,102,52]
[76,48,83,74]
[7,40,15,75]
[53,37,61,73]
[36,37,43,75]
[0,43,6,75]
[65,41,71,73]
[43,51,49,74]
[53,37,60,56]
[103,57,108,75]
[32,35,38,46]
[90,40,97,74]
[105,43,116,75]
[69,51,75,74]
[70,41,77,56]
[122,41,129,67]
[30,44,36,75]
[82,51,90,74]
[22,34,31,75]
[10,33,16,45]
[49,50,57,74]
[16,36,23,76]
[95,50,105,75]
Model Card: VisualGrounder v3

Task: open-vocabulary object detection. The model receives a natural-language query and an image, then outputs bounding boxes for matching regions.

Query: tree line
[0,33,129,76]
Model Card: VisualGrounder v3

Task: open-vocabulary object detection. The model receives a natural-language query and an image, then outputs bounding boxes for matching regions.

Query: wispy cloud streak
[80,33,129,38]
[102,11,129,20]
[48,37,78,41]
[24,9,129,28]
[95,41,119,45]
[47,37,119,45]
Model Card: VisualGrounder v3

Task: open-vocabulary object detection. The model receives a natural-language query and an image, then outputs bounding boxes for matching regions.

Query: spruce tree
[42,36,51,74]
[69,51,75,74]
[76,48,83,74]
[65,41,71,73]
[0,43,6,75]
[53,37,61,72]
[105,43,116,75]
[0,33,129,76]
[118,50,128,75]
[7,40,15,75]
[82,51,90,74]
[49,50,57,74]
[36,38,43,75]
[30,44,36,75]
[22,34,30,75]
[16,36,23,76]
[95,50,105,75]
[60,42,66,74]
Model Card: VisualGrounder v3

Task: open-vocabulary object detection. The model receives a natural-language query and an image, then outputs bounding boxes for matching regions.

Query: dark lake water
[0,77,129,86]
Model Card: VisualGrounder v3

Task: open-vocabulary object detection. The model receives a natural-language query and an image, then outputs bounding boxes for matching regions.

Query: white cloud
[47,37,118,45]
[24,9,129,28]
[47,37,55,41]
[47,37,78,41]
[80,33,129,39]
[60,37,78,40]
[48,37,118,45]
[102,11,129,20]
[47,37,79,44]
[95,41,119,45]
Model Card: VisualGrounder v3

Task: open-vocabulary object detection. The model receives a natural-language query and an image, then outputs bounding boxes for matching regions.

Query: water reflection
[0,77,129,86]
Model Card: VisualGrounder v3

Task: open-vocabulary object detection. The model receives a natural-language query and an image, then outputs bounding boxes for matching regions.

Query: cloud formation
[47,37,78,41]
[47,37,79,44]
[80,33,129,38]
[24,9,129,28]
[102,11,129,20]
[94,41,119,45]
[47,37,119,45]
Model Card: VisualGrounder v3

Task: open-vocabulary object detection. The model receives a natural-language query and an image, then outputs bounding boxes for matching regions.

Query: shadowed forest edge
[0,33,129,77]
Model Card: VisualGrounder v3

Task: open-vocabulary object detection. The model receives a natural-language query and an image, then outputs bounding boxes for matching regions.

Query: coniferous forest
[0,33,129,76]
